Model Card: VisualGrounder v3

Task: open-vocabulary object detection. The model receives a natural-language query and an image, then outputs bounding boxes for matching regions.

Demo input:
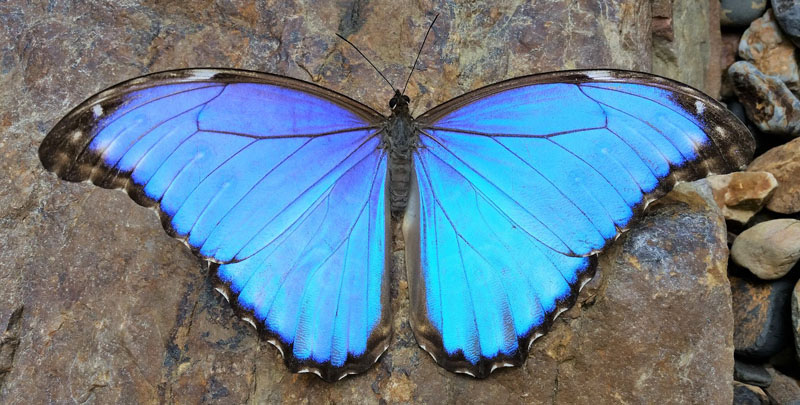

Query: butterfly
[38,61,754,381]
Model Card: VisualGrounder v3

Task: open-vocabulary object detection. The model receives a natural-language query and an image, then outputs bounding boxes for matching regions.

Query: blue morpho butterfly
[39,27,754,381]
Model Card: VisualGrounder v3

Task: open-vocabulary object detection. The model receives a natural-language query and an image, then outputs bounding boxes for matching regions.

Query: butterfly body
[384,90,418,216]
[40,68,754,381]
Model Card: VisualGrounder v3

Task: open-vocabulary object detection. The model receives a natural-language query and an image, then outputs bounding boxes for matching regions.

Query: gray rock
[731,274,794,359]
[739,9,800,92]
[733,381,769,404]
[731,219,800,280]
[722,0,769,27]
[772,0,800,47]
[729,61,800,137]
[734,359,773,387]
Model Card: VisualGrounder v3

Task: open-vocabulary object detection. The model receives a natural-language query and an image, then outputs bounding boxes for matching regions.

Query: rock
[739,9,800,92]
[765,366,800,403]
[721,0,769,27]
[733,382,769,404]
[734,359,773,387]
[772,0,800,47]
[729,61,800,137]
[722,32,743,98]
[547,180,734,404]
[3,1,735,403]
[748,137,800,213]
[731,219,800,279]
[652,0,721,96]
[731,274,795,359]
[794,280,800,365]
[708,171,778,224]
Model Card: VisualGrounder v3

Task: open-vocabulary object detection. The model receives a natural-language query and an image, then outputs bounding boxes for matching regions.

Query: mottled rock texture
[721,0,769,27]
[1,1,734,403]
[748,137,800,213]
[652,0,721,97]
[733,381,769,404]
[772,0,800,47]
[739,9,800,92]
[731,273,795,359]
[765,366,800,403]
[708,171,777,225]
[729,61,800,137]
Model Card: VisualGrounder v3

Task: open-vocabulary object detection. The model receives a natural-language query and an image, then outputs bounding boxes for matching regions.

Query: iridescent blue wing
[39,69,392,381]
[408,70,754,377]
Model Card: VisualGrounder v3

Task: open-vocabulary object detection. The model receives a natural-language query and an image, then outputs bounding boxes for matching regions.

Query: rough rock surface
[739,9,800,92]
[708,171,778,225]
[729,61,800,137]
[733,381,769,404]
[0,1,736,403]
[748,137,800,213]
[652,0,721,97]
[765,366,800,403]
[772,0,800,47]
[731,219,800,279]
[731,273,795,359]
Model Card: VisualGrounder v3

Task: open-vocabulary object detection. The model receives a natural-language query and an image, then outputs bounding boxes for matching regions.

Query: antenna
[336,33,397,92]
[402,14,439,96]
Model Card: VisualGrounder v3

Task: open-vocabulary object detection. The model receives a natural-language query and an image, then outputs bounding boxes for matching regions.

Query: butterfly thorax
[384,90,418,218]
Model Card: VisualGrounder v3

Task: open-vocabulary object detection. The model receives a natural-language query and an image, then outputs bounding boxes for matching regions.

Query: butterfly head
[389,90,411,114]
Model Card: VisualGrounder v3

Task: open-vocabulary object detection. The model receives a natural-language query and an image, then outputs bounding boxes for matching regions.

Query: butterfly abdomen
[384,105,418,217]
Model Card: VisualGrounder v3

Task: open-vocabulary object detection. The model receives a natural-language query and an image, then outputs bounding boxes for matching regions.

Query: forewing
[39,69,392,381]
[407,70,754,376]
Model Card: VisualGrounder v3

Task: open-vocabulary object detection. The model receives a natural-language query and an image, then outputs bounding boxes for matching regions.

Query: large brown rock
[748,137,800,214]
[1,1,734,403]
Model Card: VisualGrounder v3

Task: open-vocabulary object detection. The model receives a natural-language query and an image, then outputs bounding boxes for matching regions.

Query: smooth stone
[772,0,800,47]
[731,219,800,280]
[735,359,773,387]
[748,137,800,214]
[708,171,778,224]
[793,279,800,365]
[722,0,769,27]
[729,61,800,137]
[733,382,769,404]
[765,367,800,403]
[731,274,794,359]
[739,9,800,92]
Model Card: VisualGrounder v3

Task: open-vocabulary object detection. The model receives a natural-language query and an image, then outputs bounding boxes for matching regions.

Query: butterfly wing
[39,69,392,381]
[407,70,754,377]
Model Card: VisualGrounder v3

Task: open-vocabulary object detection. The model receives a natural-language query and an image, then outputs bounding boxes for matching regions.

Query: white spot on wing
[92,104,103,118]
[585,70,613,81]
[214,287,229,302]
[695,100,705,115]
[242,317,256,330]
[71,131,82,142]
[190,69,219,80]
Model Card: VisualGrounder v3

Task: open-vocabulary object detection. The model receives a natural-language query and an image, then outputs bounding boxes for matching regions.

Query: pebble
[722,0,769,27]
[772,0,800,47]
[765,367,800,403]
[731,274,794,359]
[707,171,778,224]
[734,382,769,404]
[729,61,800,137]
[734,359,773,387]
[739,9,800,92]
[748,137,800,214]
[731,219,800,279]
